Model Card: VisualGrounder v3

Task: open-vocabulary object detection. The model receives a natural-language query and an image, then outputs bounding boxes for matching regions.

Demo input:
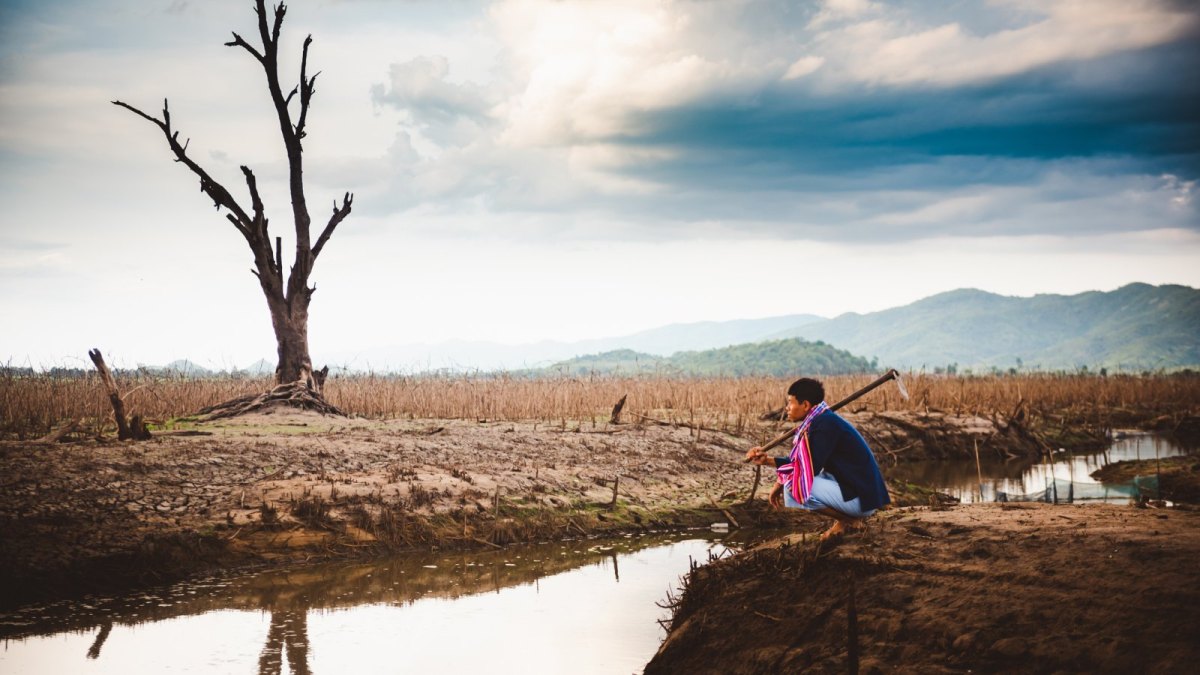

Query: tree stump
[87,348,151,440]
[610,394,628,424]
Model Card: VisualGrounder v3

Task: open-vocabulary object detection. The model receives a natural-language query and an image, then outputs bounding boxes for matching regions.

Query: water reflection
[889,433,1193,503]
[0,531,741,674]
[259,610,311,675]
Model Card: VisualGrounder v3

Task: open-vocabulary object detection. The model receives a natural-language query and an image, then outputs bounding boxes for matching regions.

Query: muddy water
[0,532,745,674]
[889,432,1193,503]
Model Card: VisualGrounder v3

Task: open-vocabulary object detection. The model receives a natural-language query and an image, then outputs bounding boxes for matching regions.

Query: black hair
[787,377,825,405]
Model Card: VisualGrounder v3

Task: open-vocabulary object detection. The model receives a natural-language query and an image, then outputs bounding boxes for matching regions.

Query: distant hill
[567,314,827,356]
[240,358,275,376]
[90,285,1197,377]
[772,283,1200,371]
[138,359,216,377]
[543,338,873,377]
[328,313,826,372]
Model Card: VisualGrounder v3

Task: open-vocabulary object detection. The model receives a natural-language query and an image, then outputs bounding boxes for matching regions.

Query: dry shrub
[290,495,331,528]
[2,369,1198,438]
[258,501,279,526]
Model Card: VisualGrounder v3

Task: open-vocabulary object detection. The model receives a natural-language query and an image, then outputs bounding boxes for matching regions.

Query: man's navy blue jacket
[775,411,891,512]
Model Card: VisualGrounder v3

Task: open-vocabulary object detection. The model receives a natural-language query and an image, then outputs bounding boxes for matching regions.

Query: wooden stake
[973,437,984,502]
[746,464,763,504]
[87,349,149,440]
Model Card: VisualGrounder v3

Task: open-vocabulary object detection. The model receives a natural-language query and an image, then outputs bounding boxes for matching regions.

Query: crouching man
[746,377,890,540]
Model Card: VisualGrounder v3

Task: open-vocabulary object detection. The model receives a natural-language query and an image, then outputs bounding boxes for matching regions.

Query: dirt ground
[0,404,1161,617]
[0,409,789,608]
[646,502,1200,674]
[3,405,1198,672]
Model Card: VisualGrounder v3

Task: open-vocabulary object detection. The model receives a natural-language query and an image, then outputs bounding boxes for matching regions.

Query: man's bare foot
[820,521,846,541]
[820,519,866,541]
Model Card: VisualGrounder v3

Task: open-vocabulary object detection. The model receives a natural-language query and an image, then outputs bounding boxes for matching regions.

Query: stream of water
[5,434,1190,673]
[888,432,1193,503]
[0,532,742,675]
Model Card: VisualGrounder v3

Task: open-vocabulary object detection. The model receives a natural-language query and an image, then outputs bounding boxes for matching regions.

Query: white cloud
[816,0,1198,87]
[783,55,825,80]
[807,0,879,30]
[1158,174,1196,208]
[489,0,758,147]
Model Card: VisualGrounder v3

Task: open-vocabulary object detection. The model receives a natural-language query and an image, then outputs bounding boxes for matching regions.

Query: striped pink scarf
[776,401,829,504]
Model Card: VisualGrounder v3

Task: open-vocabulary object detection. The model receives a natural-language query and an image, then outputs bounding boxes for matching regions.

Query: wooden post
[973,437,984,502]
[88,348,145,440]
[610,394,627,425]
[609,474,620,508]
[746,464,763,504]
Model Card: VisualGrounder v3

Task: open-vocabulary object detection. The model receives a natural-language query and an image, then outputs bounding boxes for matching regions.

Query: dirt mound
[647,503,1200,674]
[1092,457,1200,504]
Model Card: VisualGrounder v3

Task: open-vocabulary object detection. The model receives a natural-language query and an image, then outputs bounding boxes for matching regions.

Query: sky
[1,0,1198,370]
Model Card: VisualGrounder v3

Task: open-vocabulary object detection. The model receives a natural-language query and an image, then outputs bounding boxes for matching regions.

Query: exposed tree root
[197,381,345,421]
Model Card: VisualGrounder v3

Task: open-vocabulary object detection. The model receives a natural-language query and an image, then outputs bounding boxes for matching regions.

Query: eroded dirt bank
[0,411,777,608]
[0,407,1129,610]
[646,503,1200,674]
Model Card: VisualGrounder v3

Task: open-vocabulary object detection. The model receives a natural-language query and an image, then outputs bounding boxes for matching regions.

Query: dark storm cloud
[359,1,1199,243]
[614,39,1200,191]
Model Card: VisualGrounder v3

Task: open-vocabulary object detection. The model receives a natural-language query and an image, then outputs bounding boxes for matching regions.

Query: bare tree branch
[239,165,267,237]
[111,100,160,126]
[294,35,316,140]
[311,192,353,261]
[255,0,273,54]
[224,32,264,63]
[270,3,287,47]
[112,99,254,239]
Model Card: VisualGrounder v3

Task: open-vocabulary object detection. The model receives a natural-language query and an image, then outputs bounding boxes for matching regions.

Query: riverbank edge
[0,498,796,611]
[645,502,1200,673]
[1,409,1190,613]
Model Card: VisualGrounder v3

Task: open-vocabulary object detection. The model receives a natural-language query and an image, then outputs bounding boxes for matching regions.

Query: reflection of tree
[258,610,311,675]
[87,622,112,659]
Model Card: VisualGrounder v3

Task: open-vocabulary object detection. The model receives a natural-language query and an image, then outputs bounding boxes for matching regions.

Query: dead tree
[113,0,350,417]
[88,348,151,440]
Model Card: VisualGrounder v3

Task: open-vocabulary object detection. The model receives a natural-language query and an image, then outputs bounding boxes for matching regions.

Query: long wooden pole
[744,369,904,461]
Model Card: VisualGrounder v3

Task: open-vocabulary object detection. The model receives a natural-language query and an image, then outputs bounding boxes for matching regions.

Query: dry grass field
[3,370,1198,441]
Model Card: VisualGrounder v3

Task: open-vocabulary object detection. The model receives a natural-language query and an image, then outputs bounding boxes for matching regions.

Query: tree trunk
[270,296,317,393]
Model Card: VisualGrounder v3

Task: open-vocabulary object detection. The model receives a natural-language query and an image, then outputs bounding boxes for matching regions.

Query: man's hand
[745,446,773,466]
[768,482,784,509]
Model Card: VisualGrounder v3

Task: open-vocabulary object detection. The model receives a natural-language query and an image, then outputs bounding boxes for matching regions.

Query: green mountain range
[544,338,873,377]
[773,283,1200,371]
